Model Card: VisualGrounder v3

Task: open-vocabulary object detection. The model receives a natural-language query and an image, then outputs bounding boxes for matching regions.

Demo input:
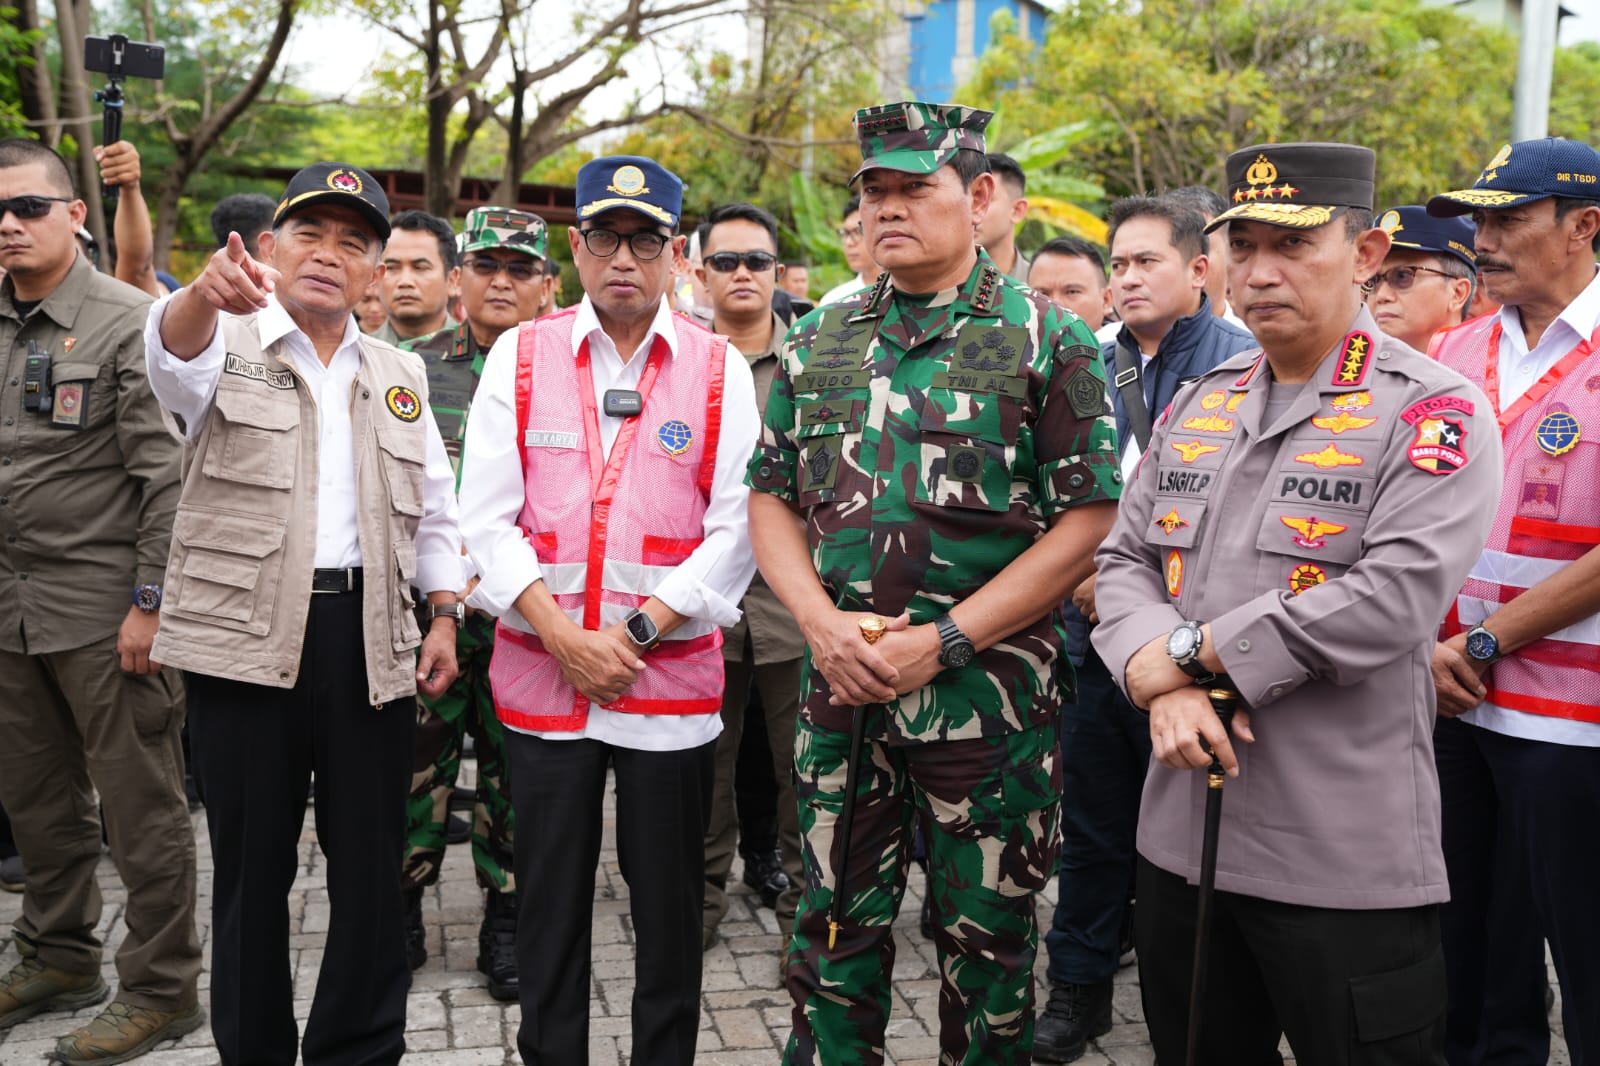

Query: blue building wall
[904,0,1045,100]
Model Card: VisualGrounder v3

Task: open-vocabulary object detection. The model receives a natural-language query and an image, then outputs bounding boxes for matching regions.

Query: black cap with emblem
[273,162,391,242]
[1205,142,1376,234]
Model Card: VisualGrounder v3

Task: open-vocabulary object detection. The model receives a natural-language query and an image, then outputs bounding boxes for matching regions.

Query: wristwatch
[428,602,466,627]
[934,614,976,669]
[131,584,163,613]
[1464,624,1501,664]
[624,608,662,652]
[1166,621,1217,684]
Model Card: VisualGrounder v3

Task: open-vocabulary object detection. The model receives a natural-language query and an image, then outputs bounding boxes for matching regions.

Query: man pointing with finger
[143,162,465,1066]
[746,102,1119,1064]
[1091,142,1502,1062]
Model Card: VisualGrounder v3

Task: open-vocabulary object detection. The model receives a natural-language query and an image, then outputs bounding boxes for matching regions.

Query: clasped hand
[802,610,945,706]
[548,621,646,705]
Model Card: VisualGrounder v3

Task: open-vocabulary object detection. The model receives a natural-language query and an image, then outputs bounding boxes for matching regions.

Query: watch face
[943,640,976,669]
[626,611,657,645]
[134,585,162,612]
[1167,625,1197,660]
[1465,628,1498,662]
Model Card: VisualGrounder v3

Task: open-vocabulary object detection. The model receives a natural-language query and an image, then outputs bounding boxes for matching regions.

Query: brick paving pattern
[0,761,1568,1065]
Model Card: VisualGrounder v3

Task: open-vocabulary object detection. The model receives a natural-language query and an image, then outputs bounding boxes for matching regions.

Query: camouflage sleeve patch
[744,332,803,501]
[1033,308,1120,514]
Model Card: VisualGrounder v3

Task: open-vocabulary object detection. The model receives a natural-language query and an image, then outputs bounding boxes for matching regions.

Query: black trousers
[507,730,716,1066]
[1433,717,1550,1065]
[1436,718,1600,1065]
[188,592,416,1066]
[1136,858,1447,1066]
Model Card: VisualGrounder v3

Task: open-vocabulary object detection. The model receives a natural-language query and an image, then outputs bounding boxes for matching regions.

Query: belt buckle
[312,567,354,595]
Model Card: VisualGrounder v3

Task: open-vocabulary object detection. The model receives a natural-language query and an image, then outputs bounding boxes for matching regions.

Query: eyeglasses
[704,251,777,274]
[463,256,541,282]
[578,228,668,261]
[836,224,864,243]
[1361,265,1455,295]
[0,195,73,221]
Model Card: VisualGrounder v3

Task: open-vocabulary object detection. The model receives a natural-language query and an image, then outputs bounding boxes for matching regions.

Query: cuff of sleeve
[746,447,798,500]
[416,553,465,595]
[653,571,744,629]
[149,299,225,375]
[1211,604,1306,708]
[1038,455,1122,515]
[136,565,168,588]
[473,554,544,618]
[1091,604,1184,693]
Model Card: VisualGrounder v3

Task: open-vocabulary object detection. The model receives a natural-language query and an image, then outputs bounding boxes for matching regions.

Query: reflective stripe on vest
[1435,315,1600,724]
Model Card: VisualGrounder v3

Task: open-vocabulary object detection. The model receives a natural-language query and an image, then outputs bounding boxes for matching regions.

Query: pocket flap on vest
[174,509,289,556]
[215,384,300,430]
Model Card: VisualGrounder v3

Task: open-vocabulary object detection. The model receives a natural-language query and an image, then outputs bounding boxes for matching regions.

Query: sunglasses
[463,257,541,282]
[704,251,777,274]
[1361,265,1455,295]
[578,228,668,261]
[0,195,73,220]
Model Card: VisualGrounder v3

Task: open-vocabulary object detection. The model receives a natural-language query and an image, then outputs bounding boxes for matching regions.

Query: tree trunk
[150,154,191,273]
[15,0,57,137]
[424,0,452,218]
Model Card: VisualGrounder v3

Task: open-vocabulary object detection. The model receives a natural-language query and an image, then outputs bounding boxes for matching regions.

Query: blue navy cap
[575,156,683,230]
[1427,138,1600,217]
[1377,206,1476,270]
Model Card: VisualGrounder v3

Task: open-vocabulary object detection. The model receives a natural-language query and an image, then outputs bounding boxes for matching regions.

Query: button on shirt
[1465,264,1600,747]
[143,293,463,593]
[461,296,759,752]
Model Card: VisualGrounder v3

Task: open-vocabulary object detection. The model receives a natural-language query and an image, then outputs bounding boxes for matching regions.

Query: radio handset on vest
[603,389,643,418]
[22,341,52,414]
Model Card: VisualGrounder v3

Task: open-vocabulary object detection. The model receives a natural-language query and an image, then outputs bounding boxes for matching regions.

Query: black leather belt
[311,567,362,594]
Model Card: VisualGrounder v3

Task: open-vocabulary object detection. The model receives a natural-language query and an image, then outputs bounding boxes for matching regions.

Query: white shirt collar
[1498,264,1600,355]
[258,293,363,355]
[570,294,681,362]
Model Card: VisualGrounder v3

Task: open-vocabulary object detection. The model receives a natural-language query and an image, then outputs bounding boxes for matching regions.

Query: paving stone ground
[0,760,1568,1065]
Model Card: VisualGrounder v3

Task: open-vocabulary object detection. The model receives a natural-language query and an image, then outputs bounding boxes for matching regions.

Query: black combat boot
[1033,979,1113,1063]
[402,887,426,971]
[740,847,789,909]
[477,890,519,1002]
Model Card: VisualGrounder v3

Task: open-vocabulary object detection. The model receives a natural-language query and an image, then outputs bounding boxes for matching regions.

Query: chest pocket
[794,396,865,506]
[376,423,427,518]
[1257,494,1370,568]
[205,386,300,491]
[914,388,1022,512]
[45,359,113,433]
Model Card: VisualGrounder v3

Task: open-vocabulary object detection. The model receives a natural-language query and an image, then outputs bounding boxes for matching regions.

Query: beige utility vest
[152,315,433,705]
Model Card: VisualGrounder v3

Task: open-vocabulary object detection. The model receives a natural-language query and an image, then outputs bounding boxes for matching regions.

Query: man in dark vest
[399,205,552,1000]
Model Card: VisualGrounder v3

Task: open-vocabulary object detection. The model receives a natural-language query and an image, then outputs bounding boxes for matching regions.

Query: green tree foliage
[0,9,40,138]
[964,0,1600,208]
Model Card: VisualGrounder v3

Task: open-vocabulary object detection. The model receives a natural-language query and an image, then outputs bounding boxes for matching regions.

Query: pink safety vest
[1433,313,1600,725]
[488,308,729,733]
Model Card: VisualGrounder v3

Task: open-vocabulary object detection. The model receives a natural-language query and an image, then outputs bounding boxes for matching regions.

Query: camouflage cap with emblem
[461,205,548,262]
[272,162,391,240]
[850,101,994,184]
[1375,206,1476,270]
[1205,142,1375,234]
[575,155,683,230]
[1426,137,1600,217]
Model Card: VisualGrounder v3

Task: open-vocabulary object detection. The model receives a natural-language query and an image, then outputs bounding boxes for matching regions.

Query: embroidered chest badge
[1154,509,1189,535]
[1288,563,1326,595]
[385,385,422,422]
[658,419,694,455]
[1534,404,1581,457]
[1280,515,1348,549]
[1171,440,1221,464]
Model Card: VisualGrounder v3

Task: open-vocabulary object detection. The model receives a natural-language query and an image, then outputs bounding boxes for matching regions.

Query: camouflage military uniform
[399,208,549,898]
[748,230,1121,1062]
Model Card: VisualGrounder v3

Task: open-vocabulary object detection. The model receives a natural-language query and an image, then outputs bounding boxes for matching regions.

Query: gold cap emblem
[1379,210,1402,235]
[1246,154,1279,186]
[608,165,648,196]
[327,168,363,194]
[1480,143,1512,183]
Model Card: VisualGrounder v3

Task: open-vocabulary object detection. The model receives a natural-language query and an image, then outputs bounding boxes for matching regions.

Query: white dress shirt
[460,296,759,751]
[143,293,464,594]
[1463,265,1600,747]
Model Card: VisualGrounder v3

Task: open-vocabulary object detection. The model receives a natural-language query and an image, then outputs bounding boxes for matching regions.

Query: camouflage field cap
[460,206,548,261]
[851,101,994,184]
[1206,142,1375,233]
[1427,138,1600,217]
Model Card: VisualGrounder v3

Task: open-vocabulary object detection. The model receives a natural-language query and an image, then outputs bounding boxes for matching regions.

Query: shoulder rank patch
[1165,550,1184,597]
[658,419,694,456]
[1408,414,1468,475]
[1171,440,1222,464]
[1288,563,1326,595]
[1332,331,1374,387]
[1180,414,1234,433]
[1401,395,1476,424]
[1280,515,1348,549]
[1294,443,1364,469]
[385,385,422,422]
[1235,354,1264,387]
[1154,508,1189,535]
[1533,404,1581,457]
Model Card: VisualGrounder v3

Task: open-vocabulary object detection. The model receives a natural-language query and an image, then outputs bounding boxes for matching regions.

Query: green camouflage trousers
[402,613,515,894]
[784,712,1060,1066]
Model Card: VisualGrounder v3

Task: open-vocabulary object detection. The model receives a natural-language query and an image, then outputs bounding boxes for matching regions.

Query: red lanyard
[574,333,669,500]
[1483,320,1600,432]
